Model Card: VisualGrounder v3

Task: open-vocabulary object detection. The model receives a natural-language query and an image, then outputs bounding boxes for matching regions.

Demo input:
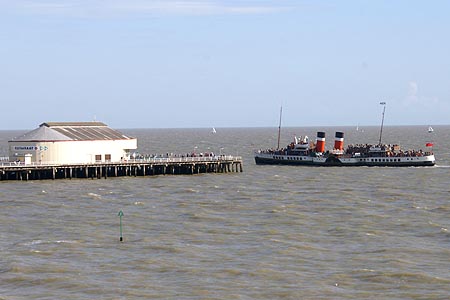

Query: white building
[9,122,137,164]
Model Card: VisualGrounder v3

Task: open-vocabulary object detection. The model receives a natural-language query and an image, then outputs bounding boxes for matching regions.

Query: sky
[1,0,449,130]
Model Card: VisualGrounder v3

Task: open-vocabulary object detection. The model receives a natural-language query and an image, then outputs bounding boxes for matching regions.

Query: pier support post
[0,157,243,181]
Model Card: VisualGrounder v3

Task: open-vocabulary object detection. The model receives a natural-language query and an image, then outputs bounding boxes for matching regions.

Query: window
[105,154,111,162]
[95,154,101,162]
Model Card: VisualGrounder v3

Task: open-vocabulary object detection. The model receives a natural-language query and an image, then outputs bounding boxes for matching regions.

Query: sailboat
[356,124,364,133]
[428,126,434,133]
[211,127,217,134]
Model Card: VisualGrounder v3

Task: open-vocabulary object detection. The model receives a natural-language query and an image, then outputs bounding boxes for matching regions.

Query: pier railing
[0,155,242,168]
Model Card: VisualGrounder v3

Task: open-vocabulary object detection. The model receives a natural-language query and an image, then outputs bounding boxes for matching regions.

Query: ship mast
[277,106,282,149]
[378,102,386,145]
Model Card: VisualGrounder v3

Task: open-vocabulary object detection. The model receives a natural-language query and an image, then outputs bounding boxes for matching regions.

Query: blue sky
[1,0,449,129]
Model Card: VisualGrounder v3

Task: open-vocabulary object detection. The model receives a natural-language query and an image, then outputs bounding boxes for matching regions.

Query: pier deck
[0,156,243,181]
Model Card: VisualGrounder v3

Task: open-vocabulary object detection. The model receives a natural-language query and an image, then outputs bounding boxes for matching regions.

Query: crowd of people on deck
[258,148,284,155]
[258,143,433,158]
[258,146,304,155]
[345,144,431,157]
[126,152,217,160]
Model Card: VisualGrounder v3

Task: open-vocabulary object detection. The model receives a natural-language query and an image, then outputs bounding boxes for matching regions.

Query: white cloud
[406,81,419,104]
[113,0,287,15]
[403,81,439,107]
[1,0,77,14]
[1,0,291,17]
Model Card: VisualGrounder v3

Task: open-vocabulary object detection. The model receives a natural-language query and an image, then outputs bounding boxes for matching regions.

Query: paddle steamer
[254,103,435,167]
[254,132,435,167]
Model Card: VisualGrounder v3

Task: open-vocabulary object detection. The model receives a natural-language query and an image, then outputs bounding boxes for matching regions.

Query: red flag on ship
[426,142,434,147]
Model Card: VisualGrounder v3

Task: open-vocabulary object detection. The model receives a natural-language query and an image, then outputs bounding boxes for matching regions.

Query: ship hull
[254,153,436,167]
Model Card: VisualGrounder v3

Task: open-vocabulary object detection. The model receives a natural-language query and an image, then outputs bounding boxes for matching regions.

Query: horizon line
[0,124,447,132]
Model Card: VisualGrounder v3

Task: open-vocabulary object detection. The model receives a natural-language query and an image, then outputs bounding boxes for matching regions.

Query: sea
[1,126,449,300]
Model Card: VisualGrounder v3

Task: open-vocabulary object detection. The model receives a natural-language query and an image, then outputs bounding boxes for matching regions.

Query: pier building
[2,122,244,181]
[8,122,137,164]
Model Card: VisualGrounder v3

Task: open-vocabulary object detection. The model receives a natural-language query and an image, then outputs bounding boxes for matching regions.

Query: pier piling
[0,156,243,181]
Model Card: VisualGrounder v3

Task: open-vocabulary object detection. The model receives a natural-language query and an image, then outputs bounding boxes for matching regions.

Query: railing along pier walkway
[0,156,243,181]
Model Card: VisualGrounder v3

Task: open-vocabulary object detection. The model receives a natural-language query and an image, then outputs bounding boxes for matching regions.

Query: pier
[0,156,243,181]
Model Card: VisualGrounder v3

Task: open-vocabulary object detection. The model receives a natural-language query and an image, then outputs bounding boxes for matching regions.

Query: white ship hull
[254,151,436,167]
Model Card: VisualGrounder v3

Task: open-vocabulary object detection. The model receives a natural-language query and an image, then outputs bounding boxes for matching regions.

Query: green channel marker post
[118,210,124,242]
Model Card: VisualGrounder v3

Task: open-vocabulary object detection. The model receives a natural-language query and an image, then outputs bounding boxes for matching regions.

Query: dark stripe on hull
[254,157,435,167]
[255,156,315,165]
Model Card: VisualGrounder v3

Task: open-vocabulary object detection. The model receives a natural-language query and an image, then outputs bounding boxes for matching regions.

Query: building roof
[10,122,134,142]
[40,122,108,127]
[12,126,72,142]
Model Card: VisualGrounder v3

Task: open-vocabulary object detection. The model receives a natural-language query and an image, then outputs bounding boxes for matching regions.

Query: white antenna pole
[277,106,283,149]
[378,102,386,145]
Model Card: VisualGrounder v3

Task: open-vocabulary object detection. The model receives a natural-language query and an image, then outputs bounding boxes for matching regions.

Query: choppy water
[1,126,449,299]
